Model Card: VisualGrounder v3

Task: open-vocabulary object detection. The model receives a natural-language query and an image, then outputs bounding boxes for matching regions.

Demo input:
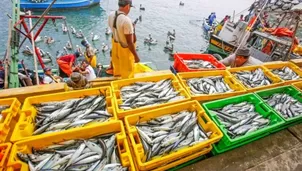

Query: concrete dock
[179,124,302,171]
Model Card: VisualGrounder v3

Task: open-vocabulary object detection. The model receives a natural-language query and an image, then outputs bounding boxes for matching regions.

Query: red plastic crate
[173,53,226,72]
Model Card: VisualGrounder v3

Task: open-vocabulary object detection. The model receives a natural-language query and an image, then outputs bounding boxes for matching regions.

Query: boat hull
[207,34,236,58]
[20,0,101,10]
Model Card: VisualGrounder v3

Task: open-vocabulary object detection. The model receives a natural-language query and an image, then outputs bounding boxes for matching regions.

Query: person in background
[81,40,97,68]
[57,52,80,78]
[0,62,4,89]
[43,67,62,84]
[220,47,262,68]
[66,72,90,90]
[78,60,97,81]
[109,0,140,79]
[208,12,216,26]
[239,14,244,22]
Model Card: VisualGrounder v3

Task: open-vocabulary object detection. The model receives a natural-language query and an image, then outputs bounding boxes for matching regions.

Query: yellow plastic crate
[292,81,302,91]
[7,121,135,171]
[264,62,302,85]
[228,65,284,93]
[177,70,246,102]
[111,73,191,119]
[124,101,223,171]
[0,98,21,143]
[0,143,12,171]
[10,87,117,143]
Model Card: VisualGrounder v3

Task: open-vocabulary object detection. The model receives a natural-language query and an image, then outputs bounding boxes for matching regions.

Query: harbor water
[0,0,254,70]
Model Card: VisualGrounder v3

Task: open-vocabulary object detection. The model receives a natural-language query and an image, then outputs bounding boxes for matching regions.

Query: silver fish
[264,93,302,119]
[234,68,272,88]
[186,76,234,95]
[17,133,128,171]
[271,67,300,81]
[209,101,270,139]
[119,79,185,110]
[33,95,112,135]
[183,59,216,69]
[135,110,210,162]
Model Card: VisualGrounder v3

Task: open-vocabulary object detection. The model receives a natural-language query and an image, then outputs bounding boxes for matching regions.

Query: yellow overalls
[113,11,135,79]
[111,38,120,76]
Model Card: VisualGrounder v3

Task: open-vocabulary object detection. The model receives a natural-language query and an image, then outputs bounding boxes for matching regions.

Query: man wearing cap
[108,0,140,79]
[220,47,262,68]
[81,40,97,68]
[66,72,90,90]
[43,67,62,84]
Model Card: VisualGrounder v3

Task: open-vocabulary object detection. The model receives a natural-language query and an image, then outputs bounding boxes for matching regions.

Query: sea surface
[0,0,254,70]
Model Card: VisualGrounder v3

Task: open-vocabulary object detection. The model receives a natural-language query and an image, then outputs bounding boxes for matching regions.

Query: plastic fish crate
[0,98,21,143]
[177,70,246,102]
[228,65,284,93]
[292,81,302,91]
[10,87,117,143]
[202,93,285,154]
[263,62,302,85]
[111,73,191,119]
[124,100,222,171]
[7,121,135,171]
[255,85,302,126]
[173,53,226,72]
[0,143,12,171]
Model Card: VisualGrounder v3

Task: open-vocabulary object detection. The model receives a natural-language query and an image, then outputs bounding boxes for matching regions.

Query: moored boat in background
[20,0,101,10]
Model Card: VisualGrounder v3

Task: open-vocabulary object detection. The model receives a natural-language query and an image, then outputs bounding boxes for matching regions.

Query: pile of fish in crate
[2,61,302,171]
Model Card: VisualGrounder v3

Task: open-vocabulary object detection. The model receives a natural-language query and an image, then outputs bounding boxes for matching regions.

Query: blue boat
[20,0,101,10]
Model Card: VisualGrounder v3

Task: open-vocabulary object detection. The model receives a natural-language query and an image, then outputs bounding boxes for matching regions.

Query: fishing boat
[206,20,248,58]
[20,0,101,10]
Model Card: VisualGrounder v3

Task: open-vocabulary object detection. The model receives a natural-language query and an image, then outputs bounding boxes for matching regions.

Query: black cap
[43,67,51,72]
[119,0,134,7]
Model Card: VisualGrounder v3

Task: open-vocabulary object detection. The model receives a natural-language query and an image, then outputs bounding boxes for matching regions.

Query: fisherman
[81,40,97,68]
[208,12,216,26]
[108,0,140,79]
[78,59,97,81]
[56,52,80,77]
[220,47,262,67]
[66,72,90,90]
[43,67,62,84]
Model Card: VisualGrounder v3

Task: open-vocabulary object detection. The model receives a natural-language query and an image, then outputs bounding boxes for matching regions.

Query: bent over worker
[110,0,140,79]
[220,47,262,68]
[57,52,80,77]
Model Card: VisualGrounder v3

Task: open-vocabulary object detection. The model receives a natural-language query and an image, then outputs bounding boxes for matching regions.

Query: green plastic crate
[202,93,285,154]
[255,85,302,126]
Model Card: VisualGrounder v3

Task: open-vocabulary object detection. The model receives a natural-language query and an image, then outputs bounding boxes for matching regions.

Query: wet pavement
[179,124,302,171]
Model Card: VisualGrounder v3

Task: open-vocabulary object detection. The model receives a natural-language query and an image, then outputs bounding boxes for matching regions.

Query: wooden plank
[89,76,120,83]
[0,83,68,103]
[134,70,172,78]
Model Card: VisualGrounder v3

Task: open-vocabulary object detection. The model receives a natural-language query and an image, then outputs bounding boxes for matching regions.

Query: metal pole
[18,0,57,50]
[287,14,300,61]
[28,11,39,85]
[232,10,235,23]
[4,19,13,89]
[63,19,75,52]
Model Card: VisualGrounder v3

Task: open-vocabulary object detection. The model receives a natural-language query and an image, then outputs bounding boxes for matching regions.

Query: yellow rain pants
[85,54,97,68]
[117,43,135,79]
[111,38,120,76]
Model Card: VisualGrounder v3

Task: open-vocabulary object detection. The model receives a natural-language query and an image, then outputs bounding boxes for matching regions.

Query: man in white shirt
[108,0,140,79]
[79,60,96,81]
[43,67,62,84]
[220,47,262,68]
